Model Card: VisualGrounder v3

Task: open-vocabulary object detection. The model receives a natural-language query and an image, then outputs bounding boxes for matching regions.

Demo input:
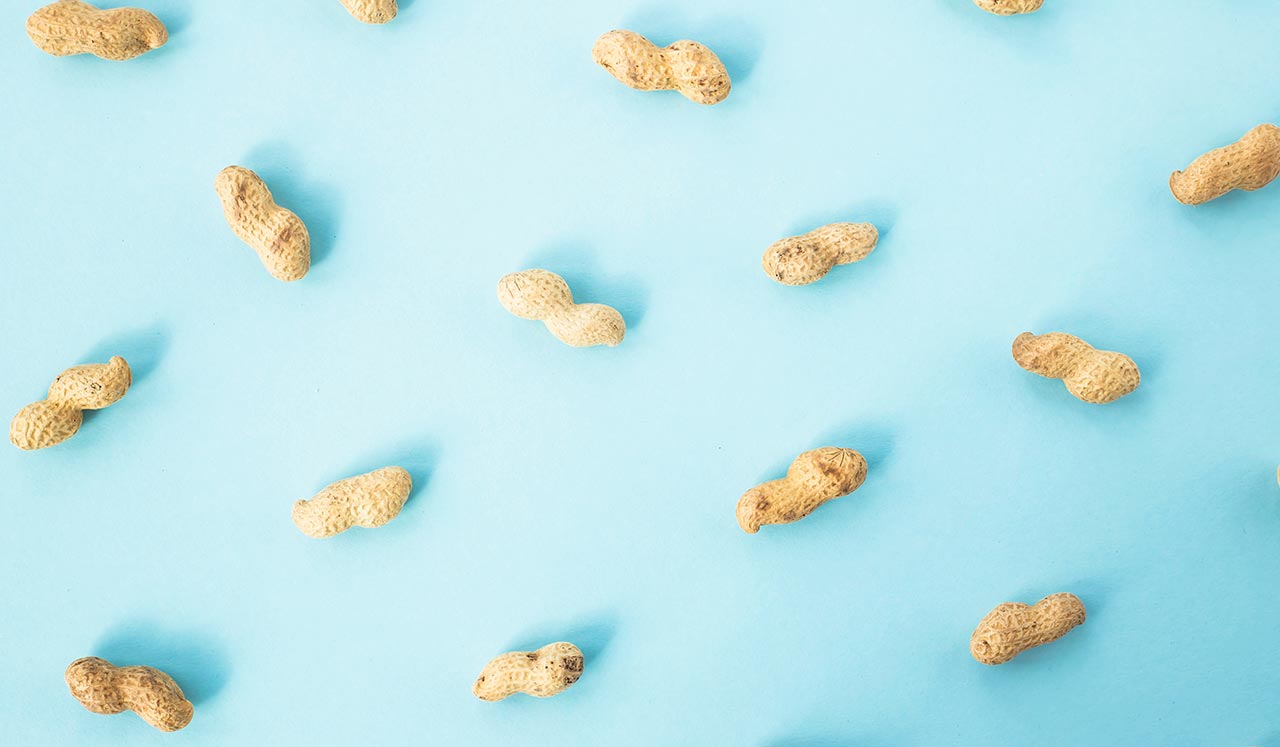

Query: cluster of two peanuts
[65,643,581,733]
[26,0,398,58]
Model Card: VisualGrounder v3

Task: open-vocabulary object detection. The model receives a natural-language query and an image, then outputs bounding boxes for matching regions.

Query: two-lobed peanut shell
[737,447,868,533]
[27,0,167,60]
[215,166,311,282]
[970,593,1086,665]
[65,657,193,732]
[473,642,585,701]
[9,356,132,450]
[292,466,413,538]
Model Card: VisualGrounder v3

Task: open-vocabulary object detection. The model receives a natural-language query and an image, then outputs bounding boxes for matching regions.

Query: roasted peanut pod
[1012,332,1139,404]
[339,0,396,23]
[1170,124,1280,205]
[215,166,311,282]
[498,269,625,348]
[66,657,193,732]
[293,466,412,538]
[473,642,584,701]
[10,356,131,450]
[592,30,730,105]
[974,0,1044,15]
[27,0,167,60]
[737,447,868,533]
[970,593,1086,665]
[763,222,878,286]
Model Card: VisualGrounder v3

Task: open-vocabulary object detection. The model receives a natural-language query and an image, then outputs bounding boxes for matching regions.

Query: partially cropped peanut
[473,642,584,701]
[340,0,396,24]
[737,447,868,533]
[763,222,878,286]
[498,269,625,348]
[27,0,167,60]
[66,657,193,732]
[974,0,1044,15]
[293,466,412,538]
[10,356,131,450]
[1012,332,1140,404]
[970,593,1086,665]
[592,30,731,105]
[215,166,311,282]
[1170,124,1280,205]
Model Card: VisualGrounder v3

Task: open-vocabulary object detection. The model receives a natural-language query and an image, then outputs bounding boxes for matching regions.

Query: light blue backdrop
[1,1,1277,745]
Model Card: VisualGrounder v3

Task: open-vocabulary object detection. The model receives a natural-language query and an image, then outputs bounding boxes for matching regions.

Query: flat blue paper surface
[2,1,1278,744]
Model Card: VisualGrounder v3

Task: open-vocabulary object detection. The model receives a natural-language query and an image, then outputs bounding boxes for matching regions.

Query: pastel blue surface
[2,1,1278,744]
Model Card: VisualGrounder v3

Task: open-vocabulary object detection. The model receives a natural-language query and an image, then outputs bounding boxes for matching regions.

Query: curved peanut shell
[215,166,311,282]
[339,0,396,23]
[763,222,878,286]
[473,642,584,701]
[498,269,625,348]
[592,30,730,105]
[970,593,1085,664]
[66,657,193,732]
[1170,124,1280,205]
[974,0,1044,15]
[10,356,131,450]
[27,0,167,60]
[737,447,868,533]
[1012,332,1139,404]
[292,466,412,538]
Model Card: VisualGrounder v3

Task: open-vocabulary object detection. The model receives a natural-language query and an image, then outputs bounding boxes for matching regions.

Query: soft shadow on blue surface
[621,6,765,85]
[788,199,899,242]
[820,422,897,472]
[242,141,344,270]
[94,622,231,705]
[82,323,171,386]
[505,613,619,669]
[339,437,441,508]
[525,242,650,331]
[147,1,192,35]
[765,738,861,747]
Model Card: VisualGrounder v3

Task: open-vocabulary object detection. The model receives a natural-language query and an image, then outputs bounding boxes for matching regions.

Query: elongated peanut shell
[66,657,193,732]
[215,166,310,282]
[1170,124,1280,205]
[473,642,584,701]
[293,466,412,538]
[974,0,1044,15]
[27,0,167,60]
[592,30,731,105]
[339,0,396,23]
[10,356,131,450]
[970,593,1085,664]
[498,269,625,348]
[737,447,867,533]
[1012,332,1139,404]
[763,222,878,286]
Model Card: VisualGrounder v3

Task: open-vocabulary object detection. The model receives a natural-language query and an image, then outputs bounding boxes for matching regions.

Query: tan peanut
[1169,124,1280,205]
[214,166,311,282]
[27,0,167,60]
[970,593,1086,665]
[66,657,193,732]
[763,222,878,286]
[10,356,131,451]
[592,30,731,105]
[974,0,1044,15]
[339,0,396,24]
[737,447,868,533]
[473,642,584,701]
[1012,332,1139,404]
[498,269,625,348]
[293,466,412,538]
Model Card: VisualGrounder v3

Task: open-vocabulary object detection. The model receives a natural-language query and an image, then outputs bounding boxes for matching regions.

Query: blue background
[2,1,1278,744]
